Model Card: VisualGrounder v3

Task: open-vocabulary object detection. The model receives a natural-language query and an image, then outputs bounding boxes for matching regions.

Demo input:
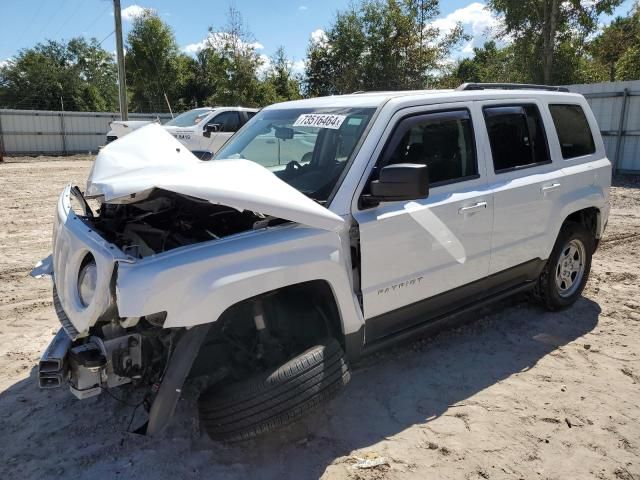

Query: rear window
[484,104,550,172]
[549,104,596,159]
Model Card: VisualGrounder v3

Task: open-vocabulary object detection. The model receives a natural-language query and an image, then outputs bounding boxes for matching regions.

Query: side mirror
[366,163,429,204]
[204,123,221,137]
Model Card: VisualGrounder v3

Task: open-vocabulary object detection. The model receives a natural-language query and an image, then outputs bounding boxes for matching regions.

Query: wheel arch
[564,206,601,238]
[545,201,604,260]
[218,279,347,349]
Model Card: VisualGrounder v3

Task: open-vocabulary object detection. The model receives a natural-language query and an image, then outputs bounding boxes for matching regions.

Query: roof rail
[457,83,570,93]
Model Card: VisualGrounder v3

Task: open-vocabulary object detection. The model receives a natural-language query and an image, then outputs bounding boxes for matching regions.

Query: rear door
[478,100,565,274]
[353,103,494,342]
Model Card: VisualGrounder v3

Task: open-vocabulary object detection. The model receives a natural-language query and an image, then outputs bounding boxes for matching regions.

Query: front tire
[198,338,350,442]
[535,221,594,311]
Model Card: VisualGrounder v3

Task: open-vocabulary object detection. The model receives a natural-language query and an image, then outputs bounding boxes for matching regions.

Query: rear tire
[198,338,350,442]
[535,221,594,311]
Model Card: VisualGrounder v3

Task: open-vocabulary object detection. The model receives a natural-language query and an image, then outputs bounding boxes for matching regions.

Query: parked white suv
[34,84,610,441]
[106,107,259,159]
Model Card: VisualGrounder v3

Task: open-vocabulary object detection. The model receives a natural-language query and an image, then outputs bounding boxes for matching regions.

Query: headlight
[78,257,97,307]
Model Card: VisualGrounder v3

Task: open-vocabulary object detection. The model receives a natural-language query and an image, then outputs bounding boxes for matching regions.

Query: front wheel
[198,338,350,442]
[535,221,594,310]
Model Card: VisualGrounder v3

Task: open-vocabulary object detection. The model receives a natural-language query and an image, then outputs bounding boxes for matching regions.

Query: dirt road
[1,157,639,480]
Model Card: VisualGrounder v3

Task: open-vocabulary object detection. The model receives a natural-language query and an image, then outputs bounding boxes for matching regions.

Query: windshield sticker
[293,114,347,129]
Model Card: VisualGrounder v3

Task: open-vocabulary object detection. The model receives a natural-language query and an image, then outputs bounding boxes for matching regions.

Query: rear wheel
[198,338,350,442]
[535,221,594,310]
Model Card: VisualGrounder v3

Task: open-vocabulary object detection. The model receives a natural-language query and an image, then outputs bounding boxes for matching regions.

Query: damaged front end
[33,124,345,434]
[34,184,177,401]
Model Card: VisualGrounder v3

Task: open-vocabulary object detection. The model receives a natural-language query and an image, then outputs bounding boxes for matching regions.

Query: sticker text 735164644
[292,114,347,130]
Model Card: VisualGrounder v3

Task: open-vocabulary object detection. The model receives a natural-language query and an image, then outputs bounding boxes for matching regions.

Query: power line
[51,0,85,38]
[85,3,114,35]
[19,0,49,46]
[49,0,70,28]
[98,30,115,47]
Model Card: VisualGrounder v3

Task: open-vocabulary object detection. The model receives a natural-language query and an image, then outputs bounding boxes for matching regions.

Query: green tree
[453,41,525,83]
[616,44,640,79]
[195,7,265,107]
[261,46,302,103]
[126,9,188,112]
[0,38,118,111]
[447,36,609,87]
[590,5,640,80]
[181,48,228,108]
[305,31,337,95]
[304,0,466,96]
[488,0,623,84]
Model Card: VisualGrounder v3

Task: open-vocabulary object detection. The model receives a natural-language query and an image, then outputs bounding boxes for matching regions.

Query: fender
[115,224,365,337]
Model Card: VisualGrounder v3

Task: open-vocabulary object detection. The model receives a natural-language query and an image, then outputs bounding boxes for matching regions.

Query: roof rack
[457,83,570,93]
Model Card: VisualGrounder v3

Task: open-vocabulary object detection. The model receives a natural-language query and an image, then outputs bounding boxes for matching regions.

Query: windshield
[214,107,375,202]
[165,108,213,127]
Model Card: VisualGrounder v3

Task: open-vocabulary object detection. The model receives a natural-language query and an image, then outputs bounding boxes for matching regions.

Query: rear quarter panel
[542,96,611,257]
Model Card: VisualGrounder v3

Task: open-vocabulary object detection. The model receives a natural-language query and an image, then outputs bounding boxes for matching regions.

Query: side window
[209,111,241,132]
[383,109,478,185]
[483,104,550,172]
[246,111,257,120]
[549,104,596,159]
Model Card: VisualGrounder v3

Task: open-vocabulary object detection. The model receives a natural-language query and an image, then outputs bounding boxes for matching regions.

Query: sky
[0,0,636,73]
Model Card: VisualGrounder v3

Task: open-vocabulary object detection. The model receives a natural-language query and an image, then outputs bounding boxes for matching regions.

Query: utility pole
[113,0,128,120]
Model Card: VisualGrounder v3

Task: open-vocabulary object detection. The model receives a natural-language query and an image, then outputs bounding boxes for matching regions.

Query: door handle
[458,201,487,214]
[541,183,561,193]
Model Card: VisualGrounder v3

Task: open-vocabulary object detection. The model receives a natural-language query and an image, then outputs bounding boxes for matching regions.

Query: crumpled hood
[87,123,344,232]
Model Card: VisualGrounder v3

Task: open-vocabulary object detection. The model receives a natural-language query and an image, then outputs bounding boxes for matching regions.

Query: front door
[199,111,242,153]
[353,105,493,342]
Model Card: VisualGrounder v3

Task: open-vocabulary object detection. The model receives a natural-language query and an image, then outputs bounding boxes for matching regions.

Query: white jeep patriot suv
[34,83,610,441]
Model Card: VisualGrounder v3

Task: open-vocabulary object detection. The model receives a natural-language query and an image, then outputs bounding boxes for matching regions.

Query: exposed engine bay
[86,189,280,258]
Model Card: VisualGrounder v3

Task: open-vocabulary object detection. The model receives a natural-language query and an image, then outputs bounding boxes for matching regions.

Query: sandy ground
[0,156,639,480]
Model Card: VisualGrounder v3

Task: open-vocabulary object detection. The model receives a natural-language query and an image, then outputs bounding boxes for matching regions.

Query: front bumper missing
[38,293,143,399]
